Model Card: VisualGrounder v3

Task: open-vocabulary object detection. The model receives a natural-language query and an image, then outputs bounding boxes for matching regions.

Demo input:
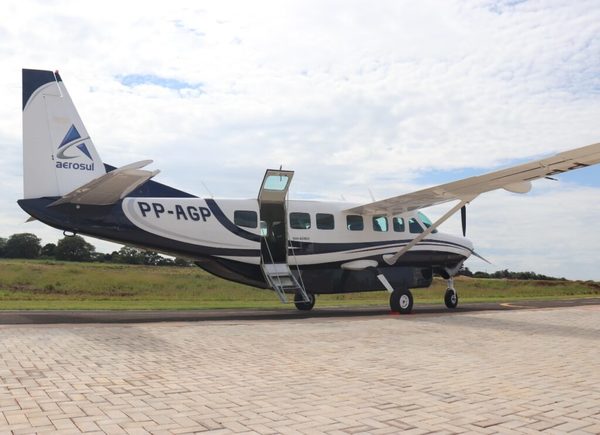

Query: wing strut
[383,195,477,266]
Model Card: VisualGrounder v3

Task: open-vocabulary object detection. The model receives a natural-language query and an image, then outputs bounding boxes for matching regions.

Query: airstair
[258,168,311,304]
[262,262,310,303]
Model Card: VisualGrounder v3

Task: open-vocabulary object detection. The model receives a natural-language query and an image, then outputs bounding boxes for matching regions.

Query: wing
[345,142,600,215]
[48,160,159,207]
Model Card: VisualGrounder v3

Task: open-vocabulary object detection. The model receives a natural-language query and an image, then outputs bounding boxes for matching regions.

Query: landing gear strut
[444,277,458,309]
[390,288,414,314]
[294,292,315,311]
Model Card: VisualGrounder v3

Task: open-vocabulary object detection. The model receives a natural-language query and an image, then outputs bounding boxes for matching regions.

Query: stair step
[262,261,310,304]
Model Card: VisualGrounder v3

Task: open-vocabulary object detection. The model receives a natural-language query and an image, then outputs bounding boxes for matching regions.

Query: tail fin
[22,69,106,199]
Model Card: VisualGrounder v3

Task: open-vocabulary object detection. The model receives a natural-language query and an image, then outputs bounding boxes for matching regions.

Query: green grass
[0,259,598,310]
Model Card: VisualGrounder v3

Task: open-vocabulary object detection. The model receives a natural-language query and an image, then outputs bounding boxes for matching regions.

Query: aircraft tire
[390,288,413,314]
[294,292,315,311]
[444,288,458,309]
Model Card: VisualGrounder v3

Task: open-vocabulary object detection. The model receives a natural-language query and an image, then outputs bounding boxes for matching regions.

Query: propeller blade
[461,205,467,236]
[472,250,492,264]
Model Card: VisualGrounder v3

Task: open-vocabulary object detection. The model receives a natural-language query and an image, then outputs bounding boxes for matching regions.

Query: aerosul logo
[55,125,95,171]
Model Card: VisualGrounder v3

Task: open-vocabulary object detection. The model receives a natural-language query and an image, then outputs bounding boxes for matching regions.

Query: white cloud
[1,0,599,278]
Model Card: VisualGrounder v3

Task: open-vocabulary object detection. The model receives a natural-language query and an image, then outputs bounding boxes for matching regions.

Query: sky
[1,0,599,279]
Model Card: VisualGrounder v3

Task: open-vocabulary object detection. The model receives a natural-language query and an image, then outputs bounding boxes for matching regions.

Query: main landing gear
[294,292,315,311]
[444,277,458,309]
[389,288,414,314]
[389,278,459,314]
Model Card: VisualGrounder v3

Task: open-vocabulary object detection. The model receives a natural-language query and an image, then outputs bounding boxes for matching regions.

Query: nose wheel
[444,278,458,309]
[390,288,414,314]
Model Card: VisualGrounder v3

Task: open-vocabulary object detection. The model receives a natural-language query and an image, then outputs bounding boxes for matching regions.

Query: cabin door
[258,169,294,265]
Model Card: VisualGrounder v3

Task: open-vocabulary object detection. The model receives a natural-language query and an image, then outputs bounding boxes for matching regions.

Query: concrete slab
[0,303,599,433]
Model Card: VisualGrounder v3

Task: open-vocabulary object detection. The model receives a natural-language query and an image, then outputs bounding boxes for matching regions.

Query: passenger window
[372,216,388,232]
[393,217,405,232]
[290,212,311,229]
[409,217,423,234]
[346,215,364,231]
[234,210,258,228]
[316,213,335,230]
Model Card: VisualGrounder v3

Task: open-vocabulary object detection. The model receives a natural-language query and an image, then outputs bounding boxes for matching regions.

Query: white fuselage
[122,197,474,265]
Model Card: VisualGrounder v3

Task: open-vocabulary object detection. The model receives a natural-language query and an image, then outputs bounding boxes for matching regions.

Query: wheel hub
[399,294,410,309]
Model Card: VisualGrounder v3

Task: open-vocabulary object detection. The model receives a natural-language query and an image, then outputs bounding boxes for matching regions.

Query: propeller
[459,202,491,263]
[472,250,492,264]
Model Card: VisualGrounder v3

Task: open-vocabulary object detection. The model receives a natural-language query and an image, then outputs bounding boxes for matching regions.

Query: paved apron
[0,306,599,434]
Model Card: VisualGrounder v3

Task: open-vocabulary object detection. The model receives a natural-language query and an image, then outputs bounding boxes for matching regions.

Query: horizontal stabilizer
[48,160,159,207]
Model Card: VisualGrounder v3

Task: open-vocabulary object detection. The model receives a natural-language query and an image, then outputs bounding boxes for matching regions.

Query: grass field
[0,259,599,310]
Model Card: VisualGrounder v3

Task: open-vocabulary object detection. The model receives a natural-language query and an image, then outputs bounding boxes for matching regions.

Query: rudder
[22,69,106,199]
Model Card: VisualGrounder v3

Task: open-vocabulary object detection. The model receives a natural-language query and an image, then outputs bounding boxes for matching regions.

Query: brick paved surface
[0,305,599,434]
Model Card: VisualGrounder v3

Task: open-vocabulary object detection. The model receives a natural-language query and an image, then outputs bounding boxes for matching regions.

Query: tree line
[1,233,567,279]
[459,266,565,281]
[0,233,191,266]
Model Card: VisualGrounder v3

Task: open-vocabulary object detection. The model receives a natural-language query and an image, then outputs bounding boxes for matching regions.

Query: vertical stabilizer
[22,69,106,199]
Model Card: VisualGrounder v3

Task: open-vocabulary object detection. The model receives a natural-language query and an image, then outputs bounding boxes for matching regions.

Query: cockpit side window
[409,217,424,234]
[417,212,438,234]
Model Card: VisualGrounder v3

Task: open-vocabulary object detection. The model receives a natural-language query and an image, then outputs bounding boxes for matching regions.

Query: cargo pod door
[258,169,294,265]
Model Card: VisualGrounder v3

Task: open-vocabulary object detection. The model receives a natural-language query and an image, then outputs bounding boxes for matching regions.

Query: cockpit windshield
[418,212,438,234]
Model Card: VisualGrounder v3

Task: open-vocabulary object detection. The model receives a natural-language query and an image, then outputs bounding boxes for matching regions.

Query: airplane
[18,68,600,314]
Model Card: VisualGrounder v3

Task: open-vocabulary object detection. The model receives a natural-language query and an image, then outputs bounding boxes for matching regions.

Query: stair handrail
[288,239,309,302]
[261,230,287,302]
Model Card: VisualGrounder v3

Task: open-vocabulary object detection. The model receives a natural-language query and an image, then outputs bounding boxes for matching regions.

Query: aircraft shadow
[0,298,598,324]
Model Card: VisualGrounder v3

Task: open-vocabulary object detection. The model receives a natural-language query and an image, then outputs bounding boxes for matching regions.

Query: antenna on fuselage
[200,180,214,198]
[368,188,376,202]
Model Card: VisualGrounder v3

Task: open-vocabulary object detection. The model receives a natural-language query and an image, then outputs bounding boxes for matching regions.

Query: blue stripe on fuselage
[205,199,261,242]
[288,238,472,256]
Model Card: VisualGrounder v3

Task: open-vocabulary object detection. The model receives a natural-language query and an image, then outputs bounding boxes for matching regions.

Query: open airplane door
[258,169,294,264]
[257,169,311,306]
